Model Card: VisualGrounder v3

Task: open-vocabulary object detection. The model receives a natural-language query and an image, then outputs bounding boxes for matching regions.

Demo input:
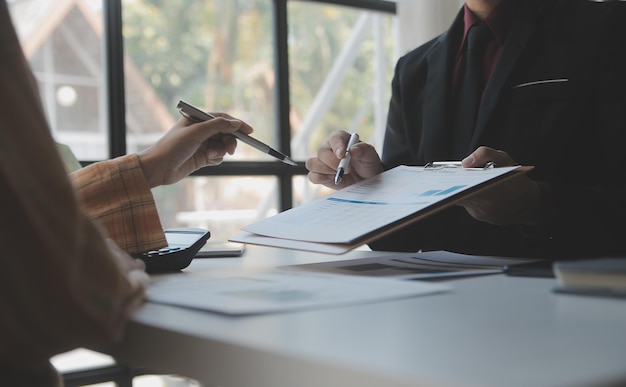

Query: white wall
[396,0,464,55]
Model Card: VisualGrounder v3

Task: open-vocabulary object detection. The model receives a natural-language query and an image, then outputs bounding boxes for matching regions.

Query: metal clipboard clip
[424,161,496,170]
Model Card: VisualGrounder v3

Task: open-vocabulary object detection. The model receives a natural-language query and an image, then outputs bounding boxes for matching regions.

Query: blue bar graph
[419,190,441,197]
[435,185,465,196]
[418,185,467,197]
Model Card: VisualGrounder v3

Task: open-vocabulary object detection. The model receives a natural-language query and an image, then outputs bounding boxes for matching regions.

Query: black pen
[177,100,297,166]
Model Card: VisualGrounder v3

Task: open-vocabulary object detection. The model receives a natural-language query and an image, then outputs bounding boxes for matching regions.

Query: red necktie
[451,22,492,157]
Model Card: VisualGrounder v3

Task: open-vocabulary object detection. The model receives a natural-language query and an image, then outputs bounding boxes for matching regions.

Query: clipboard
[350,164,533,246]
[231,164,533,254]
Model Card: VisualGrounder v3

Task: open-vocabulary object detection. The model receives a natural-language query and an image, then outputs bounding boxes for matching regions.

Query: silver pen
[177,100,297,166]
[334,133,360,185]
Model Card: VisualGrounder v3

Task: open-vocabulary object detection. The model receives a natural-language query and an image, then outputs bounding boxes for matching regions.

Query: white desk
[113,246,626,387]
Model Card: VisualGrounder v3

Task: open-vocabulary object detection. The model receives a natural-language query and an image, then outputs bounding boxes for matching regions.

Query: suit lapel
[421,11,463,162]
[469,5,540,148]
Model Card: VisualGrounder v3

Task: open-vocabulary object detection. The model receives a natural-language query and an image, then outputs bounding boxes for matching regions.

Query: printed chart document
[284,250,539,280]
[146,269,450,316]
[231,165,528,254]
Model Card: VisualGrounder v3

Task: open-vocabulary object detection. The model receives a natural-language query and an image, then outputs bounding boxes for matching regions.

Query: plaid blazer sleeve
[70,154,167,255]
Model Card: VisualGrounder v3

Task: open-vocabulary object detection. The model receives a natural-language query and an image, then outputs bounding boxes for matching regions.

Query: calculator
[134,228,211,273]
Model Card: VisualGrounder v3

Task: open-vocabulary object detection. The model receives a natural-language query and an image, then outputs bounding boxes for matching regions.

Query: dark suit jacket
[369,0,626,258]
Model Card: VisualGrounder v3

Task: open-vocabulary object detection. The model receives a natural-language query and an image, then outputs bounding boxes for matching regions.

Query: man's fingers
[463,146,517,168]
[327,130,352,158]
[305,157,337,175]
[307,171,334,185]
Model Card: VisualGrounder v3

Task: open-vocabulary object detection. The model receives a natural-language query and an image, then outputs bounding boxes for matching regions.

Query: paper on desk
[146,269,450,316]
[234,165,520,253]
[283,250,537,280]
[230,231,353,254]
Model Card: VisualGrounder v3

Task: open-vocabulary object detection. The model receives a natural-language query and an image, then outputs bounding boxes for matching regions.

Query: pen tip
[335,169,344,185]
[283,157,297,166]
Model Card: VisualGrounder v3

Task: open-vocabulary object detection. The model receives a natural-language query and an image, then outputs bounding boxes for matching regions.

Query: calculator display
[166,232,206,247]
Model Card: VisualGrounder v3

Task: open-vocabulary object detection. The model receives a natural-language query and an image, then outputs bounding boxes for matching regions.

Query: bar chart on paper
[419,185,466,196]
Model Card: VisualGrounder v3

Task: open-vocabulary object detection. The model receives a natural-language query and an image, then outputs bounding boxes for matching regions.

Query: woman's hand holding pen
[138,114,254,188]
[306,130,383,189]
[457,146,544,226]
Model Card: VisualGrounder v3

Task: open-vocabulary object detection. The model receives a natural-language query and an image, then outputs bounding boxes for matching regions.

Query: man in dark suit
[306,0,626,258]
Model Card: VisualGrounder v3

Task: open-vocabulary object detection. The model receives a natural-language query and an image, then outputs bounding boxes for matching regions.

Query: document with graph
[231,164,529,254]
[147,268,451,316]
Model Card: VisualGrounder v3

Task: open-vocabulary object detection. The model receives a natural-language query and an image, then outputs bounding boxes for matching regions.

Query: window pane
[288,3,396,159]
[8,0,107,160]
[122,0,277,160]
[153,176,279,242]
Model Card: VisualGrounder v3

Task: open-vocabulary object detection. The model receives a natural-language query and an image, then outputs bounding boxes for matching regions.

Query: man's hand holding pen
[306,130,383,189]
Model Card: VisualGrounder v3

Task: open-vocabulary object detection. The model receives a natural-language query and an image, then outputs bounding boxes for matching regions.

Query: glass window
[152,176,278,242]
[122,0,276,158]
[9,0,107,160]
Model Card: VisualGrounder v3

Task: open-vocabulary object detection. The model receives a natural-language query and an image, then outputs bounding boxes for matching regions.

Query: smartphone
[134,228,211,273]
[195,241,246,258]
